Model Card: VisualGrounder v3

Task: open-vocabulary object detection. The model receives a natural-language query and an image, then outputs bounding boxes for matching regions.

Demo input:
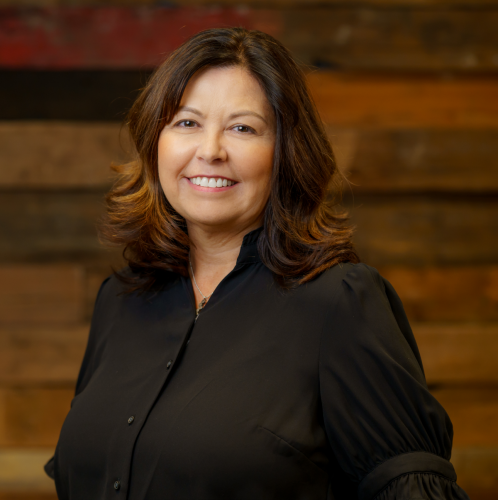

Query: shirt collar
[236,226,263,266]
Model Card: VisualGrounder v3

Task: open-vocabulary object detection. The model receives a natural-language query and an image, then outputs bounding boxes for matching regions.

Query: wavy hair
[100,27,359,291]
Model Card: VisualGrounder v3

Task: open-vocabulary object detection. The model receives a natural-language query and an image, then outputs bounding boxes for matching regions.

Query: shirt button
[127,416,135,425]
[114,480,120,490]
[166,360,172,369]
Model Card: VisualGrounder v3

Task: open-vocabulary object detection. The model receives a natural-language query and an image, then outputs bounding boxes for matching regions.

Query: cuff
[358,451,457,500]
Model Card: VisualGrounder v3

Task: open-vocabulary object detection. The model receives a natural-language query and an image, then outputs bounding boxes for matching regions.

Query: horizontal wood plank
[431,387,498,447]
[0,325,88,384]
[4,123,498,191]
[0,383,496,449]
[1,322,496,385]
[0,388,73,447]
[0,192,109,262]
[0,449,55,492]
[414,323,498,383]
[0,122,126,188]
[331,128,498,192]
[347,195,498,266]
[310,73,498,128]
[378,266,498,322]
[2,6,498,72]
[0,265,85,324]
[1,192,497,266]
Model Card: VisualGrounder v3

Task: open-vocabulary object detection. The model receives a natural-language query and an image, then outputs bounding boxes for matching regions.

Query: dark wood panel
[1,192,497,266]
[379,267,498,322]
[331,128,498,192]
[0,70,150,120]
[0,265,85,324]
[0,191,108,262]
[0,122,126,188]
[0,325,88,384]
[283,8,498,71]
[348,195,498,266]
[414,323,498,383]
[309,73,498,128]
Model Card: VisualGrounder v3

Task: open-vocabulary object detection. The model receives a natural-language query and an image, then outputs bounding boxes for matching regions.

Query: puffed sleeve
[319,263,470,500]
[44,276,111,480]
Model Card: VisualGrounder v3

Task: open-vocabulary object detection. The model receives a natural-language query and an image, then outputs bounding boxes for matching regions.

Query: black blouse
[45,227,470,500]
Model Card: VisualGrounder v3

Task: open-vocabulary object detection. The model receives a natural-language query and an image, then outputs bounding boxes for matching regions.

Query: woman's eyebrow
[177,106,267,124]
[229,110,267,124]
[177,105,204,117]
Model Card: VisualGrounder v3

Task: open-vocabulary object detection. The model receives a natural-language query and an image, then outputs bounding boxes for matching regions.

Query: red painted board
[0,7,282,69]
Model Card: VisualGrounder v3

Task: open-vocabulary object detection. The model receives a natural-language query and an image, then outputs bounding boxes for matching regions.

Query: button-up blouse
[45,227,470,500]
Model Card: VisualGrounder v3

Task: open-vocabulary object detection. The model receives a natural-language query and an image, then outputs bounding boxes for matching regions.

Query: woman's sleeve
[44,276,111,480]
[319,263,470,500]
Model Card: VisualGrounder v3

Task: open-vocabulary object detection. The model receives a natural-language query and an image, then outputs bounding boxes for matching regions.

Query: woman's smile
[187,176,238,191]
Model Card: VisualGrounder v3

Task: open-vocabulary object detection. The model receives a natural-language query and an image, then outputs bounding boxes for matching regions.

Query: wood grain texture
[0,122,127,188]
[309,73,498,128]
[0,449,55,492]
[0,265,85,324]
[283,8,498,71]
[2,5,498,72]
[0,388,73,447]
[431,387,498,447]
[414,323,498,384]
[0,324,89,384]
[330,128,498,192]
[378,266,498,322]
[0,192,109,262]
[4,123,498,191]
[348,195,498,266]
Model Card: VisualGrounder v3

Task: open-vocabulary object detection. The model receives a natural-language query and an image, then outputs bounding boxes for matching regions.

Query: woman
[45,28,470,500]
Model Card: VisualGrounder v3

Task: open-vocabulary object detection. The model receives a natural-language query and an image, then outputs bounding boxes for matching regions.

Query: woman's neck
[187,220,261,304]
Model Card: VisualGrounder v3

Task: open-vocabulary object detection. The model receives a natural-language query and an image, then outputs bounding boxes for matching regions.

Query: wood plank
[0,265,85,324]
[0,192,109,262]
[378,266,498,322]
[0,449,55,493]
[330,128,498,192]
[0,388,73,447]
[0,7,260,69]
[348,195,498,266]
[1,192,497,267]
[452,447,498,500]
[414,323,498,383]
[283,8,498,71]
[0,122,126,188]
[431,387,498,447]
[4,124,498,191]
[0,70,150,121]
[0,325,88,384]
[2,6,498,72]
[309,73,498,128]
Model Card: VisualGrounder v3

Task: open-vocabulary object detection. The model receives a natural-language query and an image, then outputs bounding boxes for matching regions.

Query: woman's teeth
[189,177,235,188]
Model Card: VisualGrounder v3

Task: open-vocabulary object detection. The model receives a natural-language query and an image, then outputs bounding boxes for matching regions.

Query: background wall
[0,1,497,499]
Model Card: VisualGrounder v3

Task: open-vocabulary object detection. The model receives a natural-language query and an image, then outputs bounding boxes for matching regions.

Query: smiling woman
[45,28,470,500]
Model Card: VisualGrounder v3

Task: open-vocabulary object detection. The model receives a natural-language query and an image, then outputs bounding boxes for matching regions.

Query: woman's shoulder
[313,261,388,300]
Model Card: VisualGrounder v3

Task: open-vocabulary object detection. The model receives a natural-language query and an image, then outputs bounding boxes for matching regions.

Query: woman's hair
[100,27,359,292]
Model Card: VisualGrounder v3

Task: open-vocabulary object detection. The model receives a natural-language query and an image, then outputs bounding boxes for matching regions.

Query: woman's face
[158,66,275,233]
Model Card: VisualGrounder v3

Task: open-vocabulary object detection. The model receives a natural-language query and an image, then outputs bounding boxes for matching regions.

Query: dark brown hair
[101,27,359,291]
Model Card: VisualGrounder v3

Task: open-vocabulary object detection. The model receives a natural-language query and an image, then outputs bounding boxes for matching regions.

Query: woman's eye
[234,125,253,134]
[177,120,196,128]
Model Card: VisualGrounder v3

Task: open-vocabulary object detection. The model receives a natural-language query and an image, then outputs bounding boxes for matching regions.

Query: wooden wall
[0,1,497,498]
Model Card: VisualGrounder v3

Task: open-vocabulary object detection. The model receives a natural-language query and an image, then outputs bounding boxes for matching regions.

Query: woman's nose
[196,131,227,163]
